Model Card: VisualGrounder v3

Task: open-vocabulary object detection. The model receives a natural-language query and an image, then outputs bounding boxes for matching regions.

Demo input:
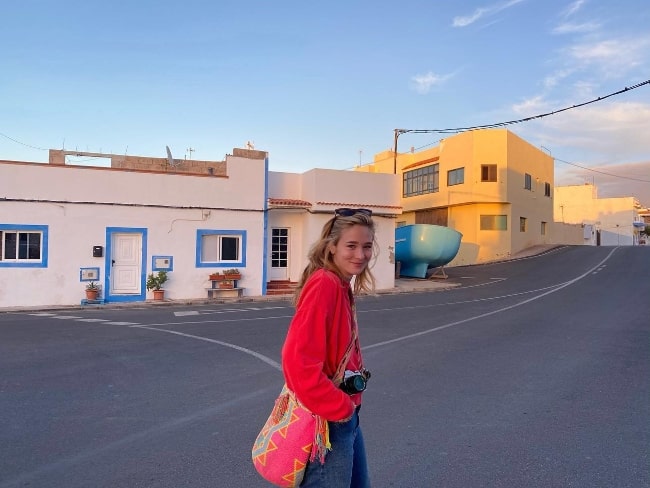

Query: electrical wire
[555,157,650,183]
[350,79,650,170]
[0,131,48,151]
[395,79,650,135]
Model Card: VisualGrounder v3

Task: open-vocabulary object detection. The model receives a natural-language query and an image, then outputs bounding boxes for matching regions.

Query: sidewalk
[0,245,561,313]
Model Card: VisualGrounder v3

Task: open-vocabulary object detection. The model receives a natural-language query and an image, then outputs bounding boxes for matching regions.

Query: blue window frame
[0,224,48,267]
[196,229,246,268]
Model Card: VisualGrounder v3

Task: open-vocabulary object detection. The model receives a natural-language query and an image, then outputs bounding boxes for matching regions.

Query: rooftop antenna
[186,147,195,160]
[246,140,255,150]
[166,145,180,168]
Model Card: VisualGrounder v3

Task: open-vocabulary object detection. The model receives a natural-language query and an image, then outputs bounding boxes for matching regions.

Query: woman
[282,208,376,488]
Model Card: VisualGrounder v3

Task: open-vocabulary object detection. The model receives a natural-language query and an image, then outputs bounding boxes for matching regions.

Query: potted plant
[218,279,235,289]
[209,272,222,281]
[85,281,99,300]
[223,268,241,280]
[146,270,168,300]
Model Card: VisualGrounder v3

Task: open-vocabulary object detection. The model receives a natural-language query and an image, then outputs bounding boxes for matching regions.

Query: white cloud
[452,0,525,28]
[565,36,650,77]
[409,72,452,94]
[512,95,548,114]
[543,69,575,89]
[561,0,587,19]
[552,21,600,34]
[521,101,650,198]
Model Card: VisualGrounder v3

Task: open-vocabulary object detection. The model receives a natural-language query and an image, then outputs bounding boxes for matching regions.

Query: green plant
[223,268,240,275]
[85,281,99,291]
[146,271,168,291]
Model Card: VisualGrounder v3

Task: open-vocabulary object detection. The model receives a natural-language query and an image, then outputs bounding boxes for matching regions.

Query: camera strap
[331,288,360,385]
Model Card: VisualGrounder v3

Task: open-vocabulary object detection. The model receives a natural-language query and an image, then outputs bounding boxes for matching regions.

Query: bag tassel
[310,417,331,464]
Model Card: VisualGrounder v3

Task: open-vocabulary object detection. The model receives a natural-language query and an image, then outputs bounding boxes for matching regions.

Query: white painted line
[174,311,200,316]
[137,326,281,370]
[458,278,507,289]
[105,322,140,326]
[131,314,294,328]
[364,248,619,351]
[360,282,566,314]
[76,318,110,322]
[51,316,83,320]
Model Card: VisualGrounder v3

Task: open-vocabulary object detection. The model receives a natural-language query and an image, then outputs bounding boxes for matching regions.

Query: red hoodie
[281,268,363,421]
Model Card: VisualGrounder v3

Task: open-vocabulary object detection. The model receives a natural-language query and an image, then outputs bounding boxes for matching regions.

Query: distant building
[554,183,644,246]
[357,129,559,266]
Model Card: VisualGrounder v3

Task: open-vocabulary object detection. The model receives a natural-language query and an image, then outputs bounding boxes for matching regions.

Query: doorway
[269,227,289,280]
[106,227,147,302]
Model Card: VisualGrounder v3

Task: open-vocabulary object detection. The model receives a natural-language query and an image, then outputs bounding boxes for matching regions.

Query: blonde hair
[293,213,377,303]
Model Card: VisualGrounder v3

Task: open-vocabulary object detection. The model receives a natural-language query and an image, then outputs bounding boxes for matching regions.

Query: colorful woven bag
[251,385,329,487]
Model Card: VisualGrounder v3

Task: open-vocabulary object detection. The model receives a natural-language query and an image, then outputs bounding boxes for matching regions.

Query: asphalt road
[1,246,649,488]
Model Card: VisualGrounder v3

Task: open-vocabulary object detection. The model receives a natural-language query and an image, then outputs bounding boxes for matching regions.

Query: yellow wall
[358,129,555,265]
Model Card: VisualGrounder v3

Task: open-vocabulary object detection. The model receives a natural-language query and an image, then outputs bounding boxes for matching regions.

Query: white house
[0,147,401,309]
[554,183,643,246]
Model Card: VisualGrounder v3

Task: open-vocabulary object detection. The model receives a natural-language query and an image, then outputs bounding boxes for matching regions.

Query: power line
[390,79,650,173]
[395,79,650,136]
[555,157,650,183]
[0,131,48,151]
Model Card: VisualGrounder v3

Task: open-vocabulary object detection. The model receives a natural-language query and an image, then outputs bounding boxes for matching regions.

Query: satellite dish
[166,146,180,167]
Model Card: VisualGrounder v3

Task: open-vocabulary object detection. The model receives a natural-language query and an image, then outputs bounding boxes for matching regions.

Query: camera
[340,369,371,395]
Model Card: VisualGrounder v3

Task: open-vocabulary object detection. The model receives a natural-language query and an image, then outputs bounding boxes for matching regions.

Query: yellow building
[357,129,554,265]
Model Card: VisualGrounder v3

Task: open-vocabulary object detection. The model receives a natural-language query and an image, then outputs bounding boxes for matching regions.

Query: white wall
[0,156,267,308]
[554,184,639,246]
[268,169,401,292]
[2,157,401,308]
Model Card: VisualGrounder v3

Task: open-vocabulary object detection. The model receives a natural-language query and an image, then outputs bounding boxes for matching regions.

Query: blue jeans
[300,407,370,488]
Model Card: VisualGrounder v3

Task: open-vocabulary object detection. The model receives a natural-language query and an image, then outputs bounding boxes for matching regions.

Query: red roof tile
[268,198,312,207]
[316,202,402,210]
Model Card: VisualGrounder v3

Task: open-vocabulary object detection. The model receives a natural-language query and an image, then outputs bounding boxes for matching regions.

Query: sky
[2,0,650,205]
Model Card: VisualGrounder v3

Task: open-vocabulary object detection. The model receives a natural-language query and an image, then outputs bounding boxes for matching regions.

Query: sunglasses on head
[334,208,373,217]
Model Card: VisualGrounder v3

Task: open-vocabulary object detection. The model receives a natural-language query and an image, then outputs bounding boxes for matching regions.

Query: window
[480,215,507,230]
[403,164,439,197]
[524,173,532,190]
[541,221,547,235]
[447,167,465,186]
[481,164,497,182]
[0,224,48,267]
[544,182,551,197]
[520,217,527,232]
[196,229,246,267]
[271,228,288,268]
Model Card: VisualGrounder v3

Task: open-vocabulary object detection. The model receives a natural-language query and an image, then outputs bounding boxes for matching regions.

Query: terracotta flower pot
[153,290,165,300]
[85,289,98,300]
